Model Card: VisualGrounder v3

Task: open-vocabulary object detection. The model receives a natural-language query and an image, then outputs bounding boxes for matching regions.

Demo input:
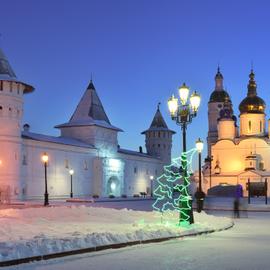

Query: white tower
[239,70,266,137]
[55,80,122,157]
[0,48,34,200]
[141,103,175,165]
[207,68,232,154]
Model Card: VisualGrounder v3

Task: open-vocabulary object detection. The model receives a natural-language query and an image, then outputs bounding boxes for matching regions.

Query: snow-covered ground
[5,211,270,270]
[0,205,232,262]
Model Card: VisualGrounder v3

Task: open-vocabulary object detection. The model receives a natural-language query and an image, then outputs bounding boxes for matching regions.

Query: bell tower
[0,48,34,199]
[207,68,232,154]
[141,103,175,165]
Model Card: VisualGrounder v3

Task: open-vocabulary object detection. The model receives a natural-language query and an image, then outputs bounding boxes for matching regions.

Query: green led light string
[152,148,197,226]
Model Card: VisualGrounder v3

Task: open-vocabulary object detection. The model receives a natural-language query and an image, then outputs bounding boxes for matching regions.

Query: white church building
[0,47,175,201]
[204,68,270,195]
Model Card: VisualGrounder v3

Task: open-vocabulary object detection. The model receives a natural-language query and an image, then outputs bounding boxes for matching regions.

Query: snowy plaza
[1,199,270,270]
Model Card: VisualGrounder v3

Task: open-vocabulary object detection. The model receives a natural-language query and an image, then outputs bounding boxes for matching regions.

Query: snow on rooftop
[22,131,95,148]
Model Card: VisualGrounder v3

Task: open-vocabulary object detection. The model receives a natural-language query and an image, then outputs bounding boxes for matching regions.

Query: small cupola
[209,67,231,103]
[239,70,265,114]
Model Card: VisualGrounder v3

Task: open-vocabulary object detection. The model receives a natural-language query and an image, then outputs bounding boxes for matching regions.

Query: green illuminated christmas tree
[152,148,196,224]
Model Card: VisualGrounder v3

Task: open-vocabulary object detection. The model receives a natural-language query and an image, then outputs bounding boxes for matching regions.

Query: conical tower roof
[0,47,34,93]
[0,48,16,79]
[55,80,122,131]
[70,80,110,123]
[141,103,175,134]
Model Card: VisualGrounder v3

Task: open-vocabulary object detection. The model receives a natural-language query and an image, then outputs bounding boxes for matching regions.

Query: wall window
[248,121,251,133]
[64,159,69,169]
[259,161,264,171]
[22,155,27,165]
[84,160,88,170]
[158,144,160,148]
[158,132,160,138]
[260,121,262,133]
[9,82,12,92]
[0,81,3,91]
[134,167,137,174]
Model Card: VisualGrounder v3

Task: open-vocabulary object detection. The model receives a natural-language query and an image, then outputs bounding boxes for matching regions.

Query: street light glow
[196,138,204,153]
[168,95,178,116]
[190,91,201,112]
[178,83,190,105]
[69,169,74,175]
[41,153,49,163]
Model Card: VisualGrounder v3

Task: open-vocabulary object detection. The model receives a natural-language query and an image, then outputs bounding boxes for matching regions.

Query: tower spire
[215,66,223,91]
[247,69,257,97]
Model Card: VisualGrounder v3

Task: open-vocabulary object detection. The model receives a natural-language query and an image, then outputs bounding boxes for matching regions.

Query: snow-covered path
[6,212,270,270]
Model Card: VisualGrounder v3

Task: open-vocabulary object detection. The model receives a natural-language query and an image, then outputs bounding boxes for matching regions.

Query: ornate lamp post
[168,83,201,224]
[69,169,74,198]
[41,153,49,206]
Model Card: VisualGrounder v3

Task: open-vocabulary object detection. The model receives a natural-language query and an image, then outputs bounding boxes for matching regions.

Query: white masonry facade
[0,48,175,201]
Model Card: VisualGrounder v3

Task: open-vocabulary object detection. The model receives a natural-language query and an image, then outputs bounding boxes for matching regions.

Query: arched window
[248,121,252,133]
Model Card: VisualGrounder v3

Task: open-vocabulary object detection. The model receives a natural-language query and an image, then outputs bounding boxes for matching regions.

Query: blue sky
[1,0,270,162]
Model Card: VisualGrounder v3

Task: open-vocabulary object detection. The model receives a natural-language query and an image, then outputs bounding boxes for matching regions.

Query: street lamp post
[195,138,205,213]
[196,138,203,193]
[41,153,49,206]
[150,175,154,197]
[69,169,74,198]
[168,83,201,225]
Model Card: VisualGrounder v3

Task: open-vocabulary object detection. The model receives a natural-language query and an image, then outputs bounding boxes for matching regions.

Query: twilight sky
[1,0,270,161]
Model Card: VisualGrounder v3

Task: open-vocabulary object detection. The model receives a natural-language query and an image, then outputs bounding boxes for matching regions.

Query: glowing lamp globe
[190,91,201,112]
[196,138,204,153]
[178,83,190,105]
[69,169,74,175]
[168,95,178,116]
[42,153,49,163]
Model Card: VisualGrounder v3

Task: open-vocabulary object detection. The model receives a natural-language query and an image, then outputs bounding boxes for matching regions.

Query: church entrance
[107,176,120,197]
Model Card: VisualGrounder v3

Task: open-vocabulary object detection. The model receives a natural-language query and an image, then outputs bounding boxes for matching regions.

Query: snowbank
[0,206,232,262]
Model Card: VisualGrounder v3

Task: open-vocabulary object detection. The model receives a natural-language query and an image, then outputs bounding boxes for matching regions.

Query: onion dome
[239,70,265,114]
[219,96,233,119]
[209,67,231,103]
